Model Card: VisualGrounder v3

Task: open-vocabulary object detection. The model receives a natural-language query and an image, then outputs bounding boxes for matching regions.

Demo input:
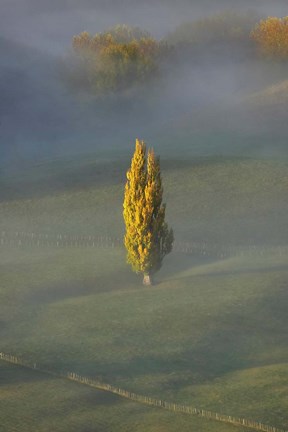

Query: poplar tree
[123,139,174,285]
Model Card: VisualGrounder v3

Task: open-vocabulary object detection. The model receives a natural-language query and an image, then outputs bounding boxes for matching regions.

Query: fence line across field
[0,229,288,258]
[0,352,285,432]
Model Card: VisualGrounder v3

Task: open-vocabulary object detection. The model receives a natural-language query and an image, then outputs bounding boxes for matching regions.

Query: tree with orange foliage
[250,17,288,59]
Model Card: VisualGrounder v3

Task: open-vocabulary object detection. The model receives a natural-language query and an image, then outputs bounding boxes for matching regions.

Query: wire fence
[0,352,286,432]
[0,230,121,249]
[1,230,288,259]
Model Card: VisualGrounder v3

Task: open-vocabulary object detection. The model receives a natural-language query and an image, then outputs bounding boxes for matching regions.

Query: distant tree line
[64,15,288,95]
[166,11,258,51]
[65,25,171,94]
[167,13,288,60]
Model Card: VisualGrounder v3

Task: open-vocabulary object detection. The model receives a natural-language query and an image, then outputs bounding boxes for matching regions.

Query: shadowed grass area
[0,245,287,430]
[0,362,250,432]
[0,154,287,431]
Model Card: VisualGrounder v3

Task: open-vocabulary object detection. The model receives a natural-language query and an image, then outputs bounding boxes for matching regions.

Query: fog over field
[1,0,287,52]
[1,0,288,167]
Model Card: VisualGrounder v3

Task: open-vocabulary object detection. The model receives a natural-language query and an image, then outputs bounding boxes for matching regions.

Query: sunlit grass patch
[0,154,287,431]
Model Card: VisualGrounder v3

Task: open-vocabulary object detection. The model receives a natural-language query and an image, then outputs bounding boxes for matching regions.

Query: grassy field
[0,155,288,431]
[1,363,250,432]
[1,155,287,244]
[0,245,287,431]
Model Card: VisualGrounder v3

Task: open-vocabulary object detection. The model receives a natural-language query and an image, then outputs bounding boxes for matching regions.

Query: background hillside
[1,0,288,166]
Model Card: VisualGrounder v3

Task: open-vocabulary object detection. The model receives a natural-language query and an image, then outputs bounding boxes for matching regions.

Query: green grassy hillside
[1,363,250,432]
[0,245,287,431]
[1,156,287,245]
[0,155,287,431]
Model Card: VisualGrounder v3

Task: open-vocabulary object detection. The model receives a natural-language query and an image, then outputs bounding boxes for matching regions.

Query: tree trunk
[143,274,152,286]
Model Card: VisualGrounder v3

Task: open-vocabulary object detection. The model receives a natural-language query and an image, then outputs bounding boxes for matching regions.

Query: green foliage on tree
[123,139,173,285]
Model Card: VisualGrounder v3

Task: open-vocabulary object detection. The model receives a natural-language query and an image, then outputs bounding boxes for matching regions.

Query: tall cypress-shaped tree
[123,139,173,285]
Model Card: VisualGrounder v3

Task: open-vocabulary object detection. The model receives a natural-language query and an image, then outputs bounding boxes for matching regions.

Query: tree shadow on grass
[25,268,139,305]
[23,248,212,306]
[11,250,288,398]
[25,253,216,304]
[68,279,288,393]
[26,279,105,305]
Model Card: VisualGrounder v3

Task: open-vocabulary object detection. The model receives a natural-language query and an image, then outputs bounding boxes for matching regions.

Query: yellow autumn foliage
[123,139,173,279]
[71,25,166,93]
[250,17,288,59]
